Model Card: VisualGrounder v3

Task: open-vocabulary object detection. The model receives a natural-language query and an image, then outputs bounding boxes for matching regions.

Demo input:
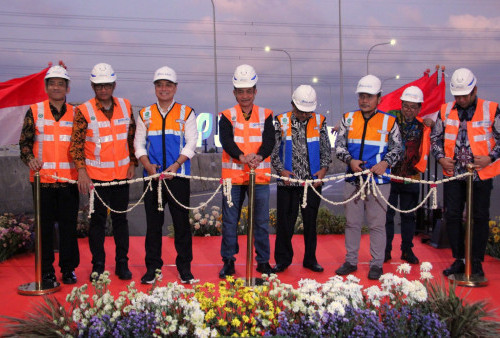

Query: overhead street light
[366,39,396,74]
[265,46,293,96]
[381,74,400,86]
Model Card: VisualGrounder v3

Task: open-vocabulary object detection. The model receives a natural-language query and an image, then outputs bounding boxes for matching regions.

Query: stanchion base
[448,273,488,287]
[18,280,61,296]
[245,277,265,287]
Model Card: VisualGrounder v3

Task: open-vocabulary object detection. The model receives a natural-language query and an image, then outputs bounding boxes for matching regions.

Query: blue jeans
[221,184,270,263]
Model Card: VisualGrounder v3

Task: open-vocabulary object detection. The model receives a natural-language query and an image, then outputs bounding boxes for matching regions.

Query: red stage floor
[1,234,499,328]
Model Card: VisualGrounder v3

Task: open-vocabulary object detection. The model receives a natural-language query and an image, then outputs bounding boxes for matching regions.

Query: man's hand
[370,160,389,176]
[280,169,295,186]
[349,159,365,173]
[77,168,93,195]
[312,168,327,188]
[28,158,43,172]
[164,162,181,180]
[239,154,250,164]
[144,163,159,177]
[474,155,492,170]
[423,118,435,128]
[249,154,263,169]
[126,164,136,180]
[438,157,456,175]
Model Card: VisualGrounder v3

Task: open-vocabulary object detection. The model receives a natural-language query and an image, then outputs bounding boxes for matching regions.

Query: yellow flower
[495,234,500,243]
[492,227,499,234]
[218,318,228,327]
[205,309,216,321]
[242,315,250,323]
[489,220,496,228]
[226,275,235,283]
[231,318,241,327]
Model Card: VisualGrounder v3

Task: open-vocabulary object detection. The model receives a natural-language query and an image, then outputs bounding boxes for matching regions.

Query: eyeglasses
[401,103,420,111]
[94,83,113,90]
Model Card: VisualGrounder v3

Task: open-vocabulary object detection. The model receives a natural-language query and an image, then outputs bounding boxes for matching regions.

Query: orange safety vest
[78,97,132,181]
[413,116,431,173]
[441,98,500,179]
[30,100,77,183]
[221,104,272,184]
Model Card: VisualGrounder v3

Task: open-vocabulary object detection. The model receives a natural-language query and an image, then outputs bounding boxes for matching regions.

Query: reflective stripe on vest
[345,110,395,184]
[31,100,76,183]
[79,97,131,180]
[441,99,500,179]
[277,111,323,178]
[139,103,192,176]
[221,104,272,184]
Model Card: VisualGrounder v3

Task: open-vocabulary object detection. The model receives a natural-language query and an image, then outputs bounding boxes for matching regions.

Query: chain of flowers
[160,177,223,211]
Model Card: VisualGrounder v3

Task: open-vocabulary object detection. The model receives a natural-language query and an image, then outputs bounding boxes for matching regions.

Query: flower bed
[486,216,500,259]
[8,262,498,337]
[0,213,33,262]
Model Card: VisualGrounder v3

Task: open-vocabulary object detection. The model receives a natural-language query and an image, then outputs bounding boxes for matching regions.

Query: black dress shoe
[256,262,272,274]
[335,262,357,275]
[90,262,105,281]
[272,263,290,273]
[42,272,56,283]
[141,269,162,284]
[472,259,485,277]
[303,262,324,272]
[219,260,235,279]
[443,259,465,276]
[368,266,383,280]
[115,262,132,280]
[401,249,419,264]
[62,271,77,284]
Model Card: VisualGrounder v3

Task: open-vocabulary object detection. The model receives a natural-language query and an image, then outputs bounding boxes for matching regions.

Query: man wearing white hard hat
[134,66,198,284]
[270,85,331,273]
[384,86,434,265]
[19,62,80,285]
[431,68,500,278]
[218,64,275,278]
[335,74,403,280]
[70,63,137,281]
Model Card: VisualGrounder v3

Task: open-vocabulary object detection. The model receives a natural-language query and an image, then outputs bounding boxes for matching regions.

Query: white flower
[346,274,360,284]
[194,223,200,230]
[194,213,202,221]
[420,271,434,281]
[420,262,433,272]
[326,301,345,316]
[396,263,411,274]
[178,326,188,336]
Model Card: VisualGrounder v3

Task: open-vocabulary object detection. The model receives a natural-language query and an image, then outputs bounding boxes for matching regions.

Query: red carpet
[1,234,499,329]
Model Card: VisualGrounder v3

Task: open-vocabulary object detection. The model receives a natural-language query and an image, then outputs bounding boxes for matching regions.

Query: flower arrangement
[189,204,222,237]
[4,263,479,337]
[0,213,34,262]
[486,216,500,259]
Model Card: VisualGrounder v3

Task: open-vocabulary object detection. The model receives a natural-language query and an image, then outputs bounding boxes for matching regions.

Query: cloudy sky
[2,0,500,127]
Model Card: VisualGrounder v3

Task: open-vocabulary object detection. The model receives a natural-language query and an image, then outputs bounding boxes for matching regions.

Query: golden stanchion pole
[18,171,61,295]
[448,165,488,287]
[245,169,256,286]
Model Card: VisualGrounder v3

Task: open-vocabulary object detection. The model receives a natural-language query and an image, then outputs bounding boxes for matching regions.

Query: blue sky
[2,0,500,127]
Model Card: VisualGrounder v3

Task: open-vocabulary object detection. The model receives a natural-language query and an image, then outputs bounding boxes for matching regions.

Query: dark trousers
[444,179,493,261]
[144,178,193,274]
[36,184,80,274]
[274,185,322,266]
[385,181,420,253]
[89,181,130,265]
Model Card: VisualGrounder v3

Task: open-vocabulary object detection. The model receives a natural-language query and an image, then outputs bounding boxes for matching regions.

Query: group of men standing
[19,61,499,286]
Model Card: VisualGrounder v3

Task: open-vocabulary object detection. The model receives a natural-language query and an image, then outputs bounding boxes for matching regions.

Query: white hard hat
[356,74,382,95]
[153,66,177,83]
[292,85,317,112]
[232,64,258,88]
[400,86,424,103]
[450,68,476,96]
[45,65,70,81]
[90,63,116,84]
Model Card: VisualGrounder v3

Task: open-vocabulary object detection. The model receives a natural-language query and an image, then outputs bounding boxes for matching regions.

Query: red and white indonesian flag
[378,70,446,121]
[0,68,49,146]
